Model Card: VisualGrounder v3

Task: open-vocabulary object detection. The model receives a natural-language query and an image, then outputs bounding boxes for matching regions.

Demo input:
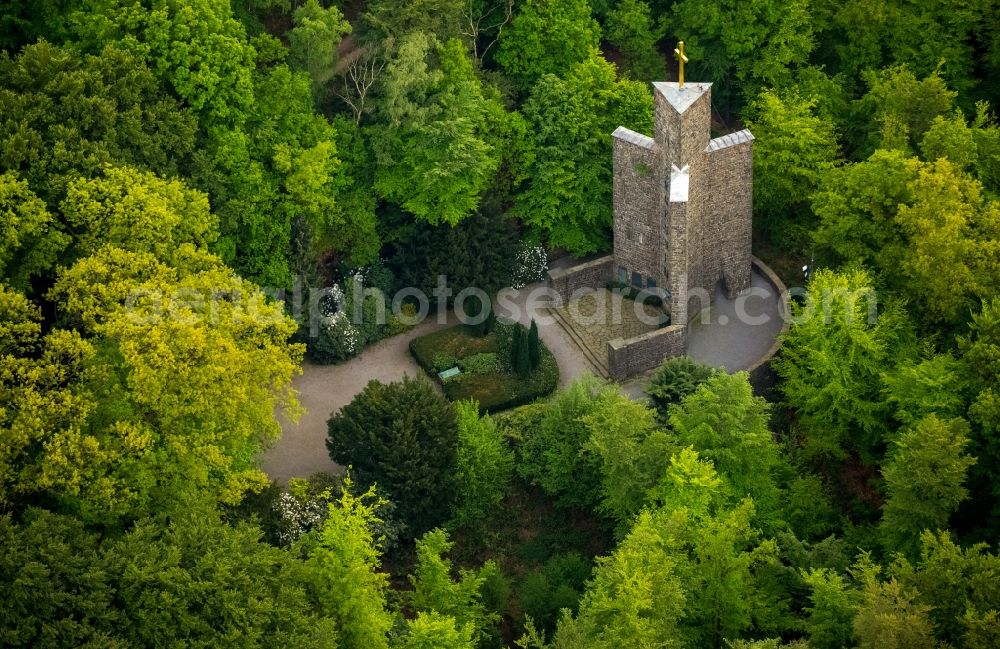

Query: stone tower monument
[611,80,754,326]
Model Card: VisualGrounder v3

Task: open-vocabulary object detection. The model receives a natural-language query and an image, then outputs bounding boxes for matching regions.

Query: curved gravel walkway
[261,313,456,482]
[261,282,600,483]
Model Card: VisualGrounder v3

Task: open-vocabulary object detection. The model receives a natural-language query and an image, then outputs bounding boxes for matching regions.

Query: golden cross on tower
[674,41,689,88]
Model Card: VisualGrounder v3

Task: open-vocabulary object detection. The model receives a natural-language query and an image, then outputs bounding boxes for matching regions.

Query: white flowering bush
[308,284,363,364]
[510,242,548,289]
[272,491,329,546]
[267,474,405,550]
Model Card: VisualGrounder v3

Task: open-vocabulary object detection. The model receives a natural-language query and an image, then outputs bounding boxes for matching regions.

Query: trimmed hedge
[410,324,559,413]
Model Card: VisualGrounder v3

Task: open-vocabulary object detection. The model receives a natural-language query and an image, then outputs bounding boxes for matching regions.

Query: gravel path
[261,281,601,483]
[261,312,457,483]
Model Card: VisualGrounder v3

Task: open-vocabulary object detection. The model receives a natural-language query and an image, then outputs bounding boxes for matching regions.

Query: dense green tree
[496,0,600,87]
[516,553,591,634]
[647,356,719,419]
[646,447,725,519]
[745,89,841,247]
[582,391,672,526]
[0,505,338,648]
[669,372,786,522]
[60,165,217,263]
[409,528,496,641]
[483,100,536,205]
[881,2,988,104]
[528,319,541,370]
[391,210,520,299]
[812,149,919,275]
[302,480,394,649]
[0,0,75,50]
[774,268,910,463]
[105,501,336,648]
[193,63,374,285]
[815,151,1000,328]
[325,115,381,266]
[920,110,979,170]
[557,454,779,649]
[899,531,1000,646]
[74,0,257,127]
[857,66,957,157]
[0,40,198,202]
[895,158,1000,325]
[604,0,665,81]
[550,508,686,648]
[677,500,780,648]
[880,415,975,558]
[0,508,117,647]
[516,374,616,509]
[372,34,500,226]
[288,0,351,88]
[959,297,1000,533]
[238,64,354,278]
[452,400,514,527]
[0,283,41,356]
[189,126,287,284]
[802,568,858,649]
[852,558,937,649]
[0,171,68,290]
[882,353,970,428]
[516,53,652,254]
[402,612,476,649]
[670,0,815,109]
[783,474,841,541]
[326,376,458,535]
[513,324,531,376]
[726,641,809,649]
[365,0,466,42]
[1,247,303,522]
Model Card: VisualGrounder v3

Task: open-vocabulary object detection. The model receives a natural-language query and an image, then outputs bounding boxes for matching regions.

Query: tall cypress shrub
[528,320,541,370]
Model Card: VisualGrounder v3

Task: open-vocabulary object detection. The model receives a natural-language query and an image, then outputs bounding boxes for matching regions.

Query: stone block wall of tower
[705,132,754,298]
[611,127,666,290]
[651,82,753,322]
[680,131,754,315]
[653,82,712,168]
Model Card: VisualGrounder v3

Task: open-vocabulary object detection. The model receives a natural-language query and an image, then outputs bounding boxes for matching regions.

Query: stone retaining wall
[546,255,614,303]
[607,324,687,381]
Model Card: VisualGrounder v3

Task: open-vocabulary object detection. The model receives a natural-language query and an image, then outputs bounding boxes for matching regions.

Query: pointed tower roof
[652,82,712,115]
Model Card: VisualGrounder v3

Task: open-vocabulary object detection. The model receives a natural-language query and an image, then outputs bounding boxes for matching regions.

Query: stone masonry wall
[681,91,712,169]
[706,132,754,297]
[607,324,687,380]
[612,128,665,286]
[667,199,688,324]
[682,130,754,316]
[546,255,615,303]
[684,146,711,317]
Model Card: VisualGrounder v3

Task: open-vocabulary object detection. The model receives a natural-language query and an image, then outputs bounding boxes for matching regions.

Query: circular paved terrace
[686,265,787,372]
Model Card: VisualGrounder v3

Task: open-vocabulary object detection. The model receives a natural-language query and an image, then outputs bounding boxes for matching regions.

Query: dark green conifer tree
[528,319,541,370]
